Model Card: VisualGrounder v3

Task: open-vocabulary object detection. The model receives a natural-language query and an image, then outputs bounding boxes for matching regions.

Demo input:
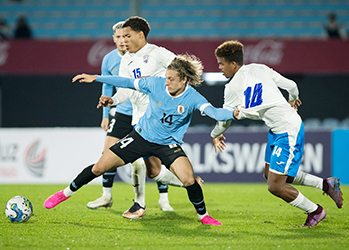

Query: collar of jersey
[165,84,189,98]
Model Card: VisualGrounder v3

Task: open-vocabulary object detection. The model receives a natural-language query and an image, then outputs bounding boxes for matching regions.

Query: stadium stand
[0,0,348,39]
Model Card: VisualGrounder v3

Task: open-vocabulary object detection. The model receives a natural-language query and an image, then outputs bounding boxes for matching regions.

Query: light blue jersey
[101,49,132,118]
[96,75,235,146]
[134,77,209,145]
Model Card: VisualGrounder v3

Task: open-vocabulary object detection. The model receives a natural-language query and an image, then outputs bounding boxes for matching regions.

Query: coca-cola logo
[0,41,10,66]
[244,40,284,65]
[87,40,115,67]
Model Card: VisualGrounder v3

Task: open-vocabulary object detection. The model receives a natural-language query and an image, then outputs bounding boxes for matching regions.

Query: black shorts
[109,130,187,168]
[106,112,133,139]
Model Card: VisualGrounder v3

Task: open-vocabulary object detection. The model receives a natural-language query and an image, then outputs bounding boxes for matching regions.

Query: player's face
[165,69,187,97]
[216,56,236,78]
[113,29,126,55]
[123,26,144,53]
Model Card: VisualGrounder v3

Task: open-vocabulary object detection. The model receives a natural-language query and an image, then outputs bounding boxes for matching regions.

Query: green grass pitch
[1,183,348,250]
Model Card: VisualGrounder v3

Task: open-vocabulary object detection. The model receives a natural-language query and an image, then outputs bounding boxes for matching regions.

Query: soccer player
[210,40,343,227]
[114,16,178,218]
[87,20,172,212]
[45,54,237,225]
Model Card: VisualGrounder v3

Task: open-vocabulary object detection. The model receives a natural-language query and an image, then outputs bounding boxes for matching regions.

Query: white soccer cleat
[159,199,174,211]
[87,196,113,209]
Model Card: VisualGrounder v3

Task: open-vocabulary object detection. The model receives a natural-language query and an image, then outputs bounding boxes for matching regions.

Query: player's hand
[288,99,302,111]
[211,134,226,153]
[97,95,113,108]
[101,118,109,131]
[72,74,97,83]
[234,106,243,120]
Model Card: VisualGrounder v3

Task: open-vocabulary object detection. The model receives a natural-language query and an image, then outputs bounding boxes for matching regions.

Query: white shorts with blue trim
[264,122,304,177]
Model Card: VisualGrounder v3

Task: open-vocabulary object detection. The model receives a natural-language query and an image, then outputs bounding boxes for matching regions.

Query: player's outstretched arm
[72,74,97,83]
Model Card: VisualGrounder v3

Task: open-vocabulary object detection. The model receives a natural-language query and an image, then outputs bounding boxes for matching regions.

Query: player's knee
[92,164,105,176]
[182,177,195,187]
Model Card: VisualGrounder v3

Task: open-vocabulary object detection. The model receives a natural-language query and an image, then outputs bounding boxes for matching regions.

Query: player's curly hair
[123,16,150,39]
[167,54,204,87]
[215,40,244,65]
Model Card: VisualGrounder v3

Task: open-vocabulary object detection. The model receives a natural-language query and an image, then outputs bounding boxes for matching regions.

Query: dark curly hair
[123,16,150,39]
[215,40,244,65]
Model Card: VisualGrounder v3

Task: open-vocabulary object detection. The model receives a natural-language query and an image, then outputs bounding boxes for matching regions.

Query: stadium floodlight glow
[202,72,228,86]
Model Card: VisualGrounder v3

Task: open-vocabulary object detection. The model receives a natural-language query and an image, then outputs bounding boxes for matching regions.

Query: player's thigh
[93,149,126,176]
[103,136,120,153]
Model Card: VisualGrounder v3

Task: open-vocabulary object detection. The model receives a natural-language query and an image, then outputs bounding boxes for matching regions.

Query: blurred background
[0,0,348,128]
[0,0,348,183]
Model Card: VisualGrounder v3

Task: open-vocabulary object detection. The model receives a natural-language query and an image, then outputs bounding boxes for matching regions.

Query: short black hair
[123,16,150,39]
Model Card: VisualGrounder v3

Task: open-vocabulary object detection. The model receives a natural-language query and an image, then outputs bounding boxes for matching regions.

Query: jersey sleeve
[134,77,163,95]
[101,56,113,118]
[202,105,235,121]
[270,67,299,101]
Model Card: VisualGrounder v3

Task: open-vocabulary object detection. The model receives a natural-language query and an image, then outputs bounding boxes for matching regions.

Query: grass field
[1,183,348,250]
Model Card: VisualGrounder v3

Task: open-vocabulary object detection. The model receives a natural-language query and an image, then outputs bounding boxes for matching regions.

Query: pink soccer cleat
[200,215,222,226]
[44,190,70,209]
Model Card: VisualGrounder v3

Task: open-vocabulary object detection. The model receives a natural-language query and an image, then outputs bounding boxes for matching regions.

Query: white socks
[152,165,184,187]
[102,187,112,199]
[63,186,74,197]
[289,191,318,213]
[292,170,323,190]
[197,212,208,220]
[131,158,146,208]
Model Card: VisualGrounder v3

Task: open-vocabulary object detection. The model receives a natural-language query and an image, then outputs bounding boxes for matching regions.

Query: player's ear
[138,31,144,40]
[182,76,187,85]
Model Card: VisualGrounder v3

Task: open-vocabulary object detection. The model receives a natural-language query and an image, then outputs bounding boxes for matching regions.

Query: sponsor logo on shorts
[174,148,182,153]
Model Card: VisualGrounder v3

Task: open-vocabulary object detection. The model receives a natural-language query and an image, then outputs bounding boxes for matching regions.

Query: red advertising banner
[0,39,348,75]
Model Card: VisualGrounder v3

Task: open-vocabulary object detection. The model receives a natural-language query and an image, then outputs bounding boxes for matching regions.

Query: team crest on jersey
[143,55,149,63]
[177,105,185,114]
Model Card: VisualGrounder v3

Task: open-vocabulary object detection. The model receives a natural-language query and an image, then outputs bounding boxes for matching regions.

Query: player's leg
[169,156,221,225]
[44,149,126,209]
[267,124,326,227]
[87,136,119,209]
[287,170,343,208]
[265,126,343,208]
[145,156,174,211]
[87,113,133,209]
[122,157,147,220]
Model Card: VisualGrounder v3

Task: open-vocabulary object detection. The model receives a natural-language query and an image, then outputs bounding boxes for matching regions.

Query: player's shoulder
[148,43,175,57]
[104,48,120,60]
